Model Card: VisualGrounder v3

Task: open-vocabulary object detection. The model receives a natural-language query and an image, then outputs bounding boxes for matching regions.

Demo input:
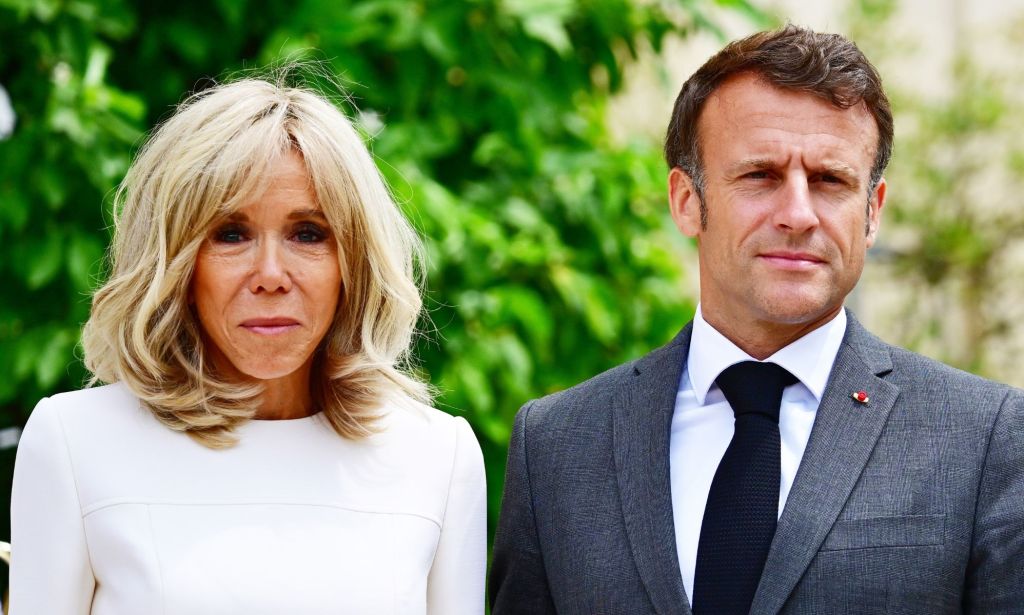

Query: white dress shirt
[670,305,847,602]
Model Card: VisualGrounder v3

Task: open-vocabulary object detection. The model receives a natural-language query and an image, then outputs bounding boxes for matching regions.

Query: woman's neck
[253,366,315,420]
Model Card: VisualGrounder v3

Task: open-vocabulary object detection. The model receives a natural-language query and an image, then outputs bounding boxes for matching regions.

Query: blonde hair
[81,77,428,447]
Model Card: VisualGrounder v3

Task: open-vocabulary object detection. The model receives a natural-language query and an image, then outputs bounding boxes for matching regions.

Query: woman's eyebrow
[287,209,328,220]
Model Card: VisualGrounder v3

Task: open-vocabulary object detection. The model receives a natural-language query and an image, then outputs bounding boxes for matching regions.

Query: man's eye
[213,224,248,243]
[293,223,328,243]
[821,174,844,184]
[744,171,769,180]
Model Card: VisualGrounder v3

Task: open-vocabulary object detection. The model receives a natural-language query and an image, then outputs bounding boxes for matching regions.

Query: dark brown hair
[664,24,893,202]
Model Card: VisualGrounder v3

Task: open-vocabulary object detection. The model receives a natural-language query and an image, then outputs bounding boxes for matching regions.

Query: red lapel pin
[851,390,869,404]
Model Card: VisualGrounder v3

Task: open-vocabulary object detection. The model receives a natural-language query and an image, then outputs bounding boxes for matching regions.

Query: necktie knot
[715,361,797,422]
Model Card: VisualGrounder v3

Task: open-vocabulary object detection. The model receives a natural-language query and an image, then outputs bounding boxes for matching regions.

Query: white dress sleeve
[9,397,96,614]
[426,416,487,615]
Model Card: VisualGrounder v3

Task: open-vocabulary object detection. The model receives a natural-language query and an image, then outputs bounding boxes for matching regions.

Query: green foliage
[1,0,763,533]
[0,0,142,418]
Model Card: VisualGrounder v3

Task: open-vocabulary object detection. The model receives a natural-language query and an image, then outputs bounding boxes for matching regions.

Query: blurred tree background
[0,0,770,561]
[843,0,1024,384]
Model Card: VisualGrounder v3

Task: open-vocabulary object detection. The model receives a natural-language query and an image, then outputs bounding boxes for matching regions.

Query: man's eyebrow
[818,163,859,181]
[727,159,862,183]
[727,158,778,174]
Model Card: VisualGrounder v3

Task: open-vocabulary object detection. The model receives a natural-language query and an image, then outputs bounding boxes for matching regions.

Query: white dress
[9,383,486,614]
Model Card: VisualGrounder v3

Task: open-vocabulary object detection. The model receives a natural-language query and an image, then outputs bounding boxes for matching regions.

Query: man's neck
[700,306,844,360]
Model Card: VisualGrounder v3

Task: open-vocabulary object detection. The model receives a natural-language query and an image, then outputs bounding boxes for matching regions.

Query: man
[490,25,1023,615]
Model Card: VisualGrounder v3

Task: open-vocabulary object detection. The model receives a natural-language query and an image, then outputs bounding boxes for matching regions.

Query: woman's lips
[241,318,300,335]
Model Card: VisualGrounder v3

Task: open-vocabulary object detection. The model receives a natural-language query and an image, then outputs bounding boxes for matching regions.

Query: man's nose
[773,175,819,233]
[249,239,292,294]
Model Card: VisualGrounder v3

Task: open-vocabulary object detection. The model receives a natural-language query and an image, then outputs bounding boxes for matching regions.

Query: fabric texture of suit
[489,312,1024,614]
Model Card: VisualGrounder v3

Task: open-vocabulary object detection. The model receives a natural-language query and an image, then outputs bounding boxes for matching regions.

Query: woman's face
[191,150,341,393]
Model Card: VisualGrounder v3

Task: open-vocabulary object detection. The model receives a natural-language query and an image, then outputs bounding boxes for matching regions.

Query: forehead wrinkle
[704,76,878,182]
[726,154,851,173]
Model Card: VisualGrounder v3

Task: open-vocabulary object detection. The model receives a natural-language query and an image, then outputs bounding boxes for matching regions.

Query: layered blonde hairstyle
[81,76,428,447]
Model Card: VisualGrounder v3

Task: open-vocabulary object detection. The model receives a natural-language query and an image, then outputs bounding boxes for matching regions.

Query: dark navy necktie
[692,361,798,615]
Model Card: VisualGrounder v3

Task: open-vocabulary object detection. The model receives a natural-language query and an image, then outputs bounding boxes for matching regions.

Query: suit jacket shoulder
[844,315,1017,426]
[522,328,691,436]
[493,328,693,614]
[753,313,1024,615]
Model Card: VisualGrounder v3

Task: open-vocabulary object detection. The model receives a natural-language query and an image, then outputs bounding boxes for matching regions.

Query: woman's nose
[249,238,292,294]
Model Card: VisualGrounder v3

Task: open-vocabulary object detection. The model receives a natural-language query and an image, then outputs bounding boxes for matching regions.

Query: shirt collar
[686,304,847,405]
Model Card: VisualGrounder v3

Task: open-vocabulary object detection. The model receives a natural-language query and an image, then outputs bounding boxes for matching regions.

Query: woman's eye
[293,223,328,243]
[213,224,248,243]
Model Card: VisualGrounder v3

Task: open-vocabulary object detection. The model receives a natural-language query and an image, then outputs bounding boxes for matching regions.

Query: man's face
[669,73,886,346]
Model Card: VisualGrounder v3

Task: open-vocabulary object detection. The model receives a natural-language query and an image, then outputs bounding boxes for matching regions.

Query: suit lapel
[751,315,899,615]
[613,325,692,615]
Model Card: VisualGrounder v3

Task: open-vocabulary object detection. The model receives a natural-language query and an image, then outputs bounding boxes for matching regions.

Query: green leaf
[493,286,553,348]
[420,21,457,64]
[0,188,30,233]
[477,412,512,446]
[494,332,533,384]
[36,165,69,209]
[13,326,44,381]
[29,0,58,21]
[550,266,621,344]
[25,228,63,289]
[522,14,572,54]
[103,87,146,122]
[36,327,77,389]
[504,0,575,53]
[455,359,494,414]
[83,42,111,87]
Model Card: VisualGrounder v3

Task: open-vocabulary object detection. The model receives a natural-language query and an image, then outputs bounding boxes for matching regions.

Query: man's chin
[753,296,842,328]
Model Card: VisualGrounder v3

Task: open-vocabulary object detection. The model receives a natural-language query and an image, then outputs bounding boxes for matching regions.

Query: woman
[9,78,486,614]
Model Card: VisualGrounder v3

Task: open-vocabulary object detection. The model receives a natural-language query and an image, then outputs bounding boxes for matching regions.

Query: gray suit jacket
[490,313,1024,614]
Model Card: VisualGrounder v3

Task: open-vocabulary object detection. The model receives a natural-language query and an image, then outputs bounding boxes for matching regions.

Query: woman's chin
[214,357,312,385]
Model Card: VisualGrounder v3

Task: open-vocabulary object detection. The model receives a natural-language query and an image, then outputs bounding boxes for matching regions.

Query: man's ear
[865,177,886,248]
[668,167,702,237]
